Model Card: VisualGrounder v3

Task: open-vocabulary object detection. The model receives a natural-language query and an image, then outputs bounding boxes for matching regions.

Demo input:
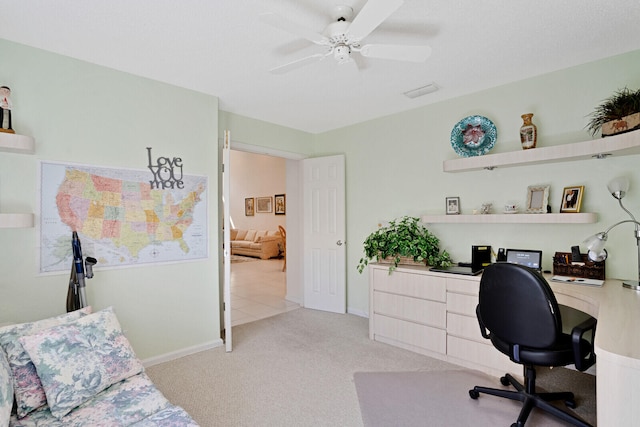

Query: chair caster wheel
[469,389,479,399]
[500,376,510,386]
[565,399,576,409]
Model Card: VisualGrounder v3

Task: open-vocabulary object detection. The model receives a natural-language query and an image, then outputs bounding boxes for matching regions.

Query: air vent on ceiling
[404,83,439,99]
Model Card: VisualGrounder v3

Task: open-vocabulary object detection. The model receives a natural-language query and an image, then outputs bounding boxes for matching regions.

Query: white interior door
[302,155,346,313]
[222,130,232,352]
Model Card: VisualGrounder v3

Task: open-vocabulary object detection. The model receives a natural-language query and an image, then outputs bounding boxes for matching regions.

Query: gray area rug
[354,370,594,427]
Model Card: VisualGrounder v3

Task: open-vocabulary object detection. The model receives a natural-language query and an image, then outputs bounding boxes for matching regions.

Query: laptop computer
[429,264,483,276]
[504,249,543,272]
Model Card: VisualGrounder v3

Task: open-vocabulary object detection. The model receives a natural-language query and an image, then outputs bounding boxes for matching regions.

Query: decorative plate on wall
[450,115,497,157]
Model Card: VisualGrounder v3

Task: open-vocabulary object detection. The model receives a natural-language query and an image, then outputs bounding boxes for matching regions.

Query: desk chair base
[469,365,592,427]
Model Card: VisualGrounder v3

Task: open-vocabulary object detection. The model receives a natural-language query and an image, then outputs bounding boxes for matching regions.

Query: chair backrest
[478,263,563,349]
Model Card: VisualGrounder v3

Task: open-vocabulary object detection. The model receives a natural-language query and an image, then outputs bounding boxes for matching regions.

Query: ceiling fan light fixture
[334,45,351,62]
[404,83,440,99]
[262,0,431,73]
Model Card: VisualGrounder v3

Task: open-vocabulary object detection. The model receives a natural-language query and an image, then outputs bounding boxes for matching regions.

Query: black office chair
[468,263,596,427]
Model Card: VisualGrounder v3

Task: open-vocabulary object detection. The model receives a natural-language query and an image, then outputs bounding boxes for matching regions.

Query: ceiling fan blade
[347,0,404,41]
[259,12,328,45]
[359,44,432,63]
[269,53,327,74]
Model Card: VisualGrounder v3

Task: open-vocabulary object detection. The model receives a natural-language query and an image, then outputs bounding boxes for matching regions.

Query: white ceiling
[1,0,639,134]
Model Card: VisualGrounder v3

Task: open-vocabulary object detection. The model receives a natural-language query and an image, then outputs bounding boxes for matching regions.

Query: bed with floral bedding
[0,307,199,427]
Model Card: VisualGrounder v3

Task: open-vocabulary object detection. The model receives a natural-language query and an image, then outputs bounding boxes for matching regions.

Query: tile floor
[230,257,299,326]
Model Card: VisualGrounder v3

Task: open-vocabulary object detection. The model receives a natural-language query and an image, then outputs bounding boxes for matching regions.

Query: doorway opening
[228,146,302,326]
[230,258,297,326]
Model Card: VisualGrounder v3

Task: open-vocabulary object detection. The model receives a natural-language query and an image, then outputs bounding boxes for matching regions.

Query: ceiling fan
[260,0,432,74]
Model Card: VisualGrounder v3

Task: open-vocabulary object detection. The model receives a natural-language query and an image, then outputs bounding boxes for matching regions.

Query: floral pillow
[18,307,144,419]
[0,306,92,418]
[0,348,12,427]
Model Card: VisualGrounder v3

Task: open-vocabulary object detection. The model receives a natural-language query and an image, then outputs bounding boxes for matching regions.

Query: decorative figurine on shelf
[519,113,537,149]
[480,203,493,214]
[0,86,14,133]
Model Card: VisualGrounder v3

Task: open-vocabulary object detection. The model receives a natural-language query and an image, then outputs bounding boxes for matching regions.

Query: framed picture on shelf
[256,196,273,213]
[446,196,460,215]
[526,185,550,213]
[245,198,254,216]
[560,185,584,213]
[274,194,286,215]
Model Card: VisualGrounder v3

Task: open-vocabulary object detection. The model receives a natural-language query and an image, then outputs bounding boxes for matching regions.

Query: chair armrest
[571,316,597,372]
[476,305,491,339]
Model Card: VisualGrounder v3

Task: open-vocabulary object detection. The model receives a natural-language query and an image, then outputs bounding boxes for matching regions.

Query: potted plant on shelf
[587,87,640,137]
[357,216,451,274]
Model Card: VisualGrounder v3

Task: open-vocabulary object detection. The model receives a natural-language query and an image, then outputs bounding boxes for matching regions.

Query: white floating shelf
[0,213,35,228]
[0,133,36,228]
[443,129,640,172]
[421,213,597,224]
[0,132,35,154]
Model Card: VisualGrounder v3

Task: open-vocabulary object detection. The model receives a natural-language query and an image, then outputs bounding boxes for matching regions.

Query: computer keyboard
[551,276,604,287]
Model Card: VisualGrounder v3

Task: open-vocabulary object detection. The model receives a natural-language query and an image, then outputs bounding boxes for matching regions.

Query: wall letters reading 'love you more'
[146,147,184,189]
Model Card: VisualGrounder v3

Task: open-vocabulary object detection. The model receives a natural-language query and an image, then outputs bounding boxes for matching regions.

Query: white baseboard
[285,295,302,305]
[348,307,369,318]
[142,339,223,367]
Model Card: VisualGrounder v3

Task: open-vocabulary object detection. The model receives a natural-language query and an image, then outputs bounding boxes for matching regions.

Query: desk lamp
[583,176,640,290]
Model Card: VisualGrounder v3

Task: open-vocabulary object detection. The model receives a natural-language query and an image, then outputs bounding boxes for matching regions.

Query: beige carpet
[145,308,595,427]
[146,308,458,426]
[354,369,595,427]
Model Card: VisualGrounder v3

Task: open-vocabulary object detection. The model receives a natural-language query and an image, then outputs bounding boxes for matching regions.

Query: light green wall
[2,37,640,357]
[0,39,221,359]
[315,50,640,315]
[219,111,314,155]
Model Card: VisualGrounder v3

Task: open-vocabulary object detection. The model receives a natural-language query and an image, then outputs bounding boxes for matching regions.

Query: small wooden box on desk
[552,252,605,280]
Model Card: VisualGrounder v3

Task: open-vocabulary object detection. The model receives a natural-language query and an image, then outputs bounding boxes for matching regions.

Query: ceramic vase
[520,113,537,149]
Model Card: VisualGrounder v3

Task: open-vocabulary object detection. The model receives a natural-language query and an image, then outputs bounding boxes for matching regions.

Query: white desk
[368,264,640,426]
[548,277,640,426]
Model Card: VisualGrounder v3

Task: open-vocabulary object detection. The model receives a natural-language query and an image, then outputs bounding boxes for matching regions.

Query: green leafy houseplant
[587,87,640,136]
[357,216,451,273]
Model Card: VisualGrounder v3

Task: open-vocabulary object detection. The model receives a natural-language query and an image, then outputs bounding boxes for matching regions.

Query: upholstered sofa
[0,307,199,427]
[230,229,283,259]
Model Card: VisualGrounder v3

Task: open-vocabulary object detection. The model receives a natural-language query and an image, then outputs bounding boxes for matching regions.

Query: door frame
[222,140,308,312]
[222,131,232,351]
